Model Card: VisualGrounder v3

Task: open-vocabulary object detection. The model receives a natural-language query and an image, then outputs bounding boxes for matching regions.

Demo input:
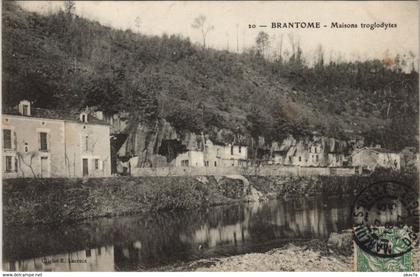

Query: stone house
[324,138,350,167]
[306,142,325,166]
[351,147,401,172]
[269,141,290,165]
[2,100,111,178]
[283,142,309,166]
[281,140,325,167]
[175,150,204,167]
[172,139,248,168]
[400,147,418,170]
[327,153,347,167]
[203,139,248,167]
[271,137,350,167]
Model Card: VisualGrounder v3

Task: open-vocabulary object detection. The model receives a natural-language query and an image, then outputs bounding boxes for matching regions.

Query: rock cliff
[115,118,359,167]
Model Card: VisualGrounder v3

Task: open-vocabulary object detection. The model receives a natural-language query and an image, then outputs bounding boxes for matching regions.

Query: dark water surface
[3,196,353,271]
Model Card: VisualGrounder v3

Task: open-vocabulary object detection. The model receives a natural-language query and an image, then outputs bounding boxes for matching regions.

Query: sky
[18,1,419,63]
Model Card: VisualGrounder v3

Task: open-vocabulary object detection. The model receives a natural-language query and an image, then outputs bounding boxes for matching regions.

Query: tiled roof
[3,106,109,125]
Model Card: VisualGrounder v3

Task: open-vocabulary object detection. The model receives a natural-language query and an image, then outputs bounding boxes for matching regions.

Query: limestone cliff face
[120,119,357,167]
[274,135,352,154]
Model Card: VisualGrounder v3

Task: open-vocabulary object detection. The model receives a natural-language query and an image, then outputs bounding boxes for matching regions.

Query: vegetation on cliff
[2,2,418,151]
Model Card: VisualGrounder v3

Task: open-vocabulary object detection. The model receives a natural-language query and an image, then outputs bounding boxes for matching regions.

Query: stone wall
[131,166,356,177]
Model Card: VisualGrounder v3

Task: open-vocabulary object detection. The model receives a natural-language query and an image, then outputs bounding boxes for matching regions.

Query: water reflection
[3,246,114,272]
[3,196,352,271]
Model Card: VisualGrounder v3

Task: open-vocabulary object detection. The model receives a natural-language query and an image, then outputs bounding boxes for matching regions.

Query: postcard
[1,0,419,273]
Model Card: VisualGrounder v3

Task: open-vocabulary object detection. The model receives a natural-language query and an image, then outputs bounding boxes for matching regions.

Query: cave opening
[158,139,188,163]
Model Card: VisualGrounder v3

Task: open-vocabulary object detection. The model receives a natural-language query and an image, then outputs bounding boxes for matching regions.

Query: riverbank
[3,176,243,225]
[3,174,417,226]
[155,229,420,272]
[155,233,354,271]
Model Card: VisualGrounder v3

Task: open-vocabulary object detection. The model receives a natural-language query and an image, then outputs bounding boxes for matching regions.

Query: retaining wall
[131,166,356,177]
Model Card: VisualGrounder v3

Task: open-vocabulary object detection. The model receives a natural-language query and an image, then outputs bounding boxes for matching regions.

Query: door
[40,157,49,178]
[82,158,89,177]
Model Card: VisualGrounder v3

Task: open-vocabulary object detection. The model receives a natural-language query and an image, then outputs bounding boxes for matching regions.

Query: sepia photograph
[1,0,419,273]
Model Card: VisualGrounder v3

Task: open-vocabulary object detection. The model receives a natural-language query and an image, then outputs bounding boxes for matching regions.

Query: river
[3,195,353,271]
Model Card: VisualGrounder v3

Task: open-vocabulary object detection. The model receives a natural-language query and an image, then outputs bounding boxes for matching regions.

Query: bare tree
[134,16,142,33]
[288,33,296,59]
[17,153,38,178]
[287,33,303,66]
[47,2,53,15]
[64,0,75,17]
[235,24,239,52]
[191,15,214,49]
[315,44,324,68]
[277,33,284,63]
[255,31,270,57]
[225,32,230,51]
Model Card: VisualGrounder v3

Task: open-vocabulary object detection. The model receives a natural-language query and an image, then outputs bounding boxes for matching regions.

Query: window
[315,155,319,162]
[40,132,48,151]
[181,160,189,167]
[5,156,12,172]
[299,156,301,162]
[86,249,91,257]
[81,113,88,123]
[214,161,217,167]
[3,129,12,149]
[22,105,29,116]
[94,159,99,170]
[239,146,242,153]
[231,145,234,155]
[314,147,317,153]
[205,161,209,167]
[85,136,89,152]
[15,158,18,172]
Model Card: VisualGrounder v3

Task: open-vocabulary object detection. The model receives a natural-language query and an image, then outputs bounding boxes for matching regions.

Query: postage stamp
[352,180,419,271]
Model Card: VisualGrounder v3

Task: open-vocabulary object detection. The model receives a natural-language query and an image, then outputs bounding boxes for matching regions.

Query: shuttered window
[5,156,12,172]
[40,132,48,151]
[3,129,11,149]
[22,105,29,116]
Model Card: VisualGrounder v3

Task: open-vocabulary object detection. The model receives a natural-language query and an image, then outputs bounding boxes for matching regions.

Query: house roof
[3,106,109,126]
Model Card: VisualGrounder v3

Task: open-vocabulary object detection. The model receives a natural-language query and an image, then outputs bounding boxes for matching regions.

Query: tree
[64,0,75,17]
[314,44,324,69]
[276,33,284,63]
[134,16,141,33]
[125,71,160,125]
[255,31,270,57]
[191,15,214,49]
